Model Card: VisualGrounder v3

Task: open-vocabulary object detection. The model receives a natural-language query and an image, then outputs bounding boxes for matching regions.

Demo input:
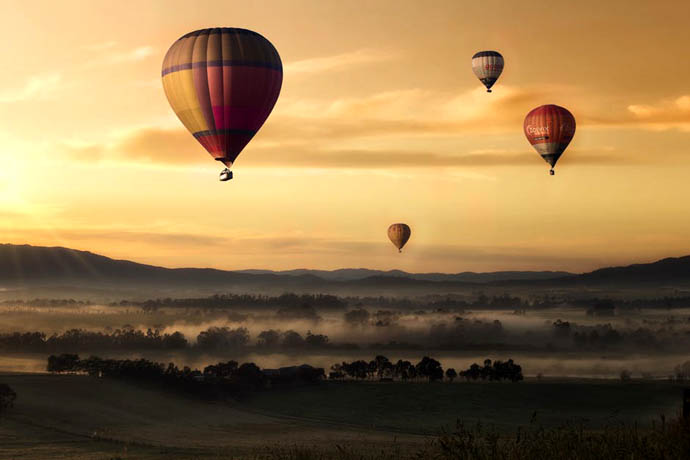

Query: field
[242,379,685,433]
[0,373,686,459]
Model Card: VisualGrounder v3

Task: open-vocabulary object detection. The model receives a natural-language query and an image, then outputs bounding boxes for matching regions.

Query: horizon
[3,241,688,276]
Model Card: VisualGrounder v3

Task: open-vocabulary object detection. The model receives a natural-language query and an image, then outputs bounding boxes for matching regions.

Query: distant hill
[237,268,572,283]
[1,244,690,297]
[565,256,690,285]
[0,244,568,286]
[0,243,322,288]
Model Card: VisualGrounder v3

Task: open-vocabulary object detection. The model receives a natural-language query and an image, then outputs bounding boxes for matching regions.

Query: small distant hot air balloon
[162,28,282,181]
[388,223,411,253]
[523,104,576,175]
[472,51,504,93]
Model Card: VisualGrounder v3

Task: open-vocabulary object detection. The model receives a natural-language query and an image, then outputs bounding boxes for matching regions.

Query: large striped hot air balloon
[472,51,504,93]
[523,105,576,175]
[388,223,411,253]
[162,28,282,181]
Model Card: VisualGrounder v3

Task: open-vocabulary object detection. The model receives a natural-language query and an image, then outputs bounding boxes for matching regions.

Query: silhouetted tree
[305,331,329,347]
[234,363,266,388]
[416,356,444,382]
[0,383,17,413]
[196,327,249,350]
[257,329,281,347]
[282,330,305,348]
[344,308,370,325]
[47,353,80,373]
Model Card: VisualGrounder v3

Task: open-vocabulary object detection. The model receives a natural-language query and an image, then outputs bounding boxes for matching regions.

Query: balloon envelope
[388,223,411,252]
[162,28,282,168]
[523,104,576,171]
[472,51,503,92]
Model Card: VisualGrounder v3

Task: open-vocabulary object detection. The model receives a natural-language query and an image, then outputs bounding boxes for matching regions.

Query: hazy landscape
[1,245,690,458]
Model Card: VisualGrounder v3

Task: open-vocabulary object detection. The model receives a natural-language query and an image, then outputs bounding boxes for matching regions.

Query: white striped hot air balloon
[472,51,504,93]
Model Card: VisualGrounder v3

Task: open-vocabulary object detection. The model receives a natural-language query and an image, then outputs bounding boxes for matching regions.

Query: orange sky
[1,0,690,273]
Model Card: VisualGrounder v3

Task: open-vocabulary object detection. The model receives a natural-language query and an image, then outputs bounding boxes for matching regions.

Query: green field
[241,379,684,433]
[0,374,686,459]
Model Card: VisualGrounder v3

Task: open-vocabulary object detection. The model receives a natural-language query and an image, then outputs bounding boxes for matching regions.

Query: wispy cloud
[58,82,641,169]
[625,94,690,129]
[60,127,200,165]
[82,41,118,51]
[60,125,625,170]
[285,49,396,75]
[0,73,62,103]
[82,45,155,68]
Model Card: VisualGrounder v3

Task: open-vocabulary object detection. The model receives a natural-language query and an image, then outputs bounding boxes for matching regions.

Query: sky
[1,0,690,273]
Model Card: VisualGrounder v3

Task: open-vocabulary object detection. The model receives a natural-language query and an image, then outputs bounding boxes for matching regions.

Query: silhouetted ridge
[1,243,689,289]
[568,256,690,284]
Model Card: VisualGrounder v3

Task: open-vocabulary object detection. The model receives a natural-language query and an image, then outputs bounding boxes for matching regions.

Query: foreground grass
[243,380,684,433]
[253,416,690,460]
[1,374,688,459]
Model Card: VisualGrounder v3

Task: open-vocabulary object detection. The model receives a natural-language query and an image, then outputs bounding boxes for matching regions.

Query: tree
[282,330,305,348]
[0,383,17,413]
[344,308,370,326]
[416,356,444,382]
[257,330,281,348]
[196,327,249,350]
[234,363,266,388]
[446,368,457,382]
[674,361,690,381]
[305,331,329,347]
[47,353,80,373]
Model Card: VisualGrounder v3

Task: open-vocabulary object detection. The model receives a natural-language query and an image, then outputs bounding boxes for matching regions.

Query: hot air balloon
[523,104,576,175]
[388,223,411,253]
[472,51,503,93]
[162,28,282,181]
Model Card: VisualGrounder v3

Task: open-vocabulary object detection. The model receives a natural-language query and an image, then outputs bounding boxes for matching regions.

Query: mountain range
[1,244,689,297]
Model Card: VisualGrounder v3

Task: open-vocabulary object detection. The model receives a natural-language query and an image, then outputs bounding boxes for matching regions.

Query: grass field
[242,379,685,433]
[0,374,686,459]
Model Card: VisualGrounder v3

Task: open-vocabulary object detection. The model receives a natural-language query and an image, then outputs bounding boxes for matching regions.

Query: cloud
[60,128,203,165]
[82,41,118,51]
[284,49,395,75]
[61,125,623,170]
[624,94,690,128]
[82,45,155,68]
[0,73,62,103]
[48,229,229,247]
[59,81,630,169]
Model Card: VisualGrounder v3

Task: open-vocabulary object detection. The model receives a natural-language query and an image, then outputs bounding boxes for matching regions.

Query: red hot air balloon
[523,105,575,175]
[162,28,282,181]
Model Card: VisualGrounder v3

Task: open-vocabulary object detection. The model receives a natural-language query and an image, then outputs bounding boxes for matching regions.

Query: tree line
[0,327,348,353]
[46,354,326,397]
[329,355,523,383]
[5,293,690,312]
[550,319,689,351]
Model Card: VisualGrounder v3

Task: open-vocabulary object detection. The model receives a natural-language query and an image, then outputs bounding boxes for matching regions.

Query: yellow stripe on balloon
[162,69,209,134]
